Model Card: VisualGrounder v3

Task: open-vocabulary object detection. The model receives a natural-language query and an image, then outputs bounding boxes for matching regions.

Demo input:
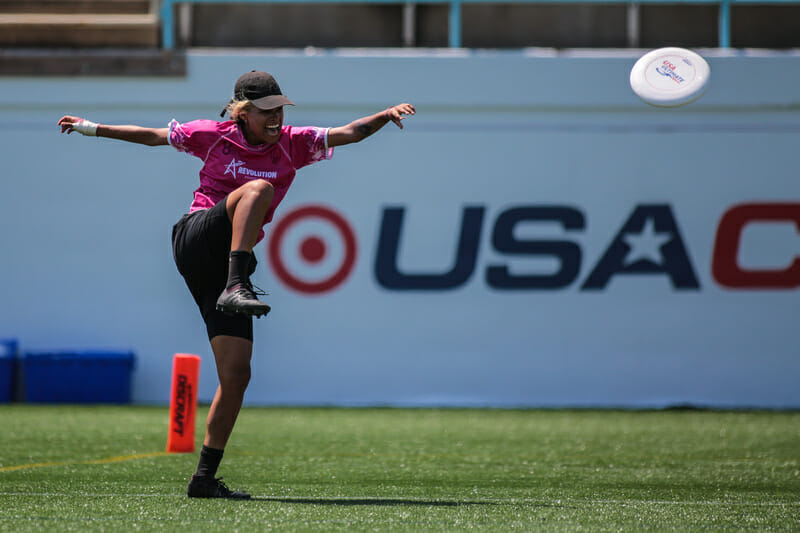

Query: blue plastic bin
[0,339,18,403]
[23,351,135,404]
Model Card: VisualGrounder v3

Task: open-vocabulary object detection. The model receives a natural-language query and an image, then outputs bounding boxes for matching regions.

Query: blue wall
[2,49,799,407]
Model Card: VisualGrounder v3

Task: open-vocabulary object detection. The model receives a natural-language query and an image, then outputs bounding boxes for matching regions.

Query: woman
[58,70,415,499]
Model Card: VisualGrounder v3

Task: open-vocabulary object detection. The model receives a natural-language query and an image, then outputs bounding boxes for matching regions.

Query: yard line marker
[0,462,63,473]
[0,451,171,473]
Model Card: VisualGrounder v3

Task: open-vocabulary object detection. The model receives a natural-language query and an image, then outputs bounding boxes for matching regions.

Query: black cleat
[215,282,271,318]
[187,475,251,500]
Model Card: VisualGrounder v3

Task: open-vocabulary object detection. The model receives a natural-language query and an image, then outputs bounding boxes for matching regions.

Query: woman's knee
[219,363,251,394]
[225,180,275,222]
[242,179,274,202]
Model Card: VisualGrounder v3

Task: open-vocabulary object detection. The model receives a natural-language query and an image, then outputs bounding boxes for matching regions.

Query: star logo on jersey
[224,158,246,179]
[623,217,674,266]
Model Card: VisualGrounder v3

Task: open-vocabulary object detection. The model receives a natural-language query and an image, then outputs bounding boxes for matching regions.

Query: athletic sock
[194,445,224,478]
[226,250,252,289]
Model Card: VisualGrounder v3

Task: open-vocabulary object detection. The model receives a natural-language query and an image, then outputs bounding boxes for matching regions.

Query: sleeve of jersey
[168,119,220,158]
[290,126,334,170]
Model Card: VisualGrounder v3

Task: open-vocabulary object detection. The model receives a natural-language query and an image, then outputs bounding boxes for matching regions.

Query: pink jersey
[168,119,333,242]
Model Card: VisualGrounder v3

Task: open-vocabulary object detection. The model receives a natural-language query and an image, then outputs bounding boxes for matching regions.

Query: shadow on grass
[252,497,496,507]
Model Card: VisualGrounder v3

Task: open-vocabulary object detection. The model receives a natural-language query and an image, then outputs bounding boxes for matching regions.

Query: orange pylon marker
[166,353,201,453]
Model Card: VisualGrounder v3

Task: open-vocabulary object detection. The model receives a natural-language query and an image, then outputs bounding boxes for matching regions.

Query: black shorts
[171,197,257,341]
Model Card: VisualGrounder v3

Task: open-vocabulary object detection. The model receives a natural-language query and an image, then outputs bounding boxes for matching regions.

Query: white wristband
[72,119,98,137]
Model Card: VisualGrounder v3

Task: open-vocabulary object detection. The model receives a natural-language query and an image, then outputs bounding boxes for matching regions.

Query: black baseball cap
[221,70,295,117]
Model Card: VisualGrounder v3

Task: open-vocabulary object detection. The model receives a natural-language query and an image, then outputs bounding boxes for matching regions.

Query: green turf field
[0,406,798,531]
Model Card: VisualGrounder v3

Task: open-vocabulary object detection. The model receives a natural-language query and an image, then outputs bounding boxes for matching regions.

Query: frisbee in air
[629,47,710,107]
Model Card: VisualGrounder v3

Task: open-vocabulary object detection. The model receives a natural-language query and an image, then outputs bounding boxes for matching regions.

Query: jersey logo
[224,158,246,179]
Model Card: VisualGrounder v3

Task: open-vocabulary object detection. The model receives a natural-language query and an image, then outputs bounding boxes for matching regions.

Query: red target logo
[268,205,357,295]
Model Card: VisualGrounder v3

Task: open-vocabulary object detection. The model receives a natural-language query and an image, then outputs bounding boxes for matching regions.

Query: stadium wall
[2,50,799,408]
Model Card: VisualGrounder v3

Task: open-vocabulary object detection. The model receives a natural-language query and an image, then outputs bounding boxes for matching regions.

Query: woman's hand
[385,103,416,129]
[58,116,98,136]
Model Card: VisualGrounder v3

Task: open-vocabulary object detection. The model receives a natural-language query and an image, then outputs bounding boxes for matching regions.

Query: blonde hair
[226,100,252,122]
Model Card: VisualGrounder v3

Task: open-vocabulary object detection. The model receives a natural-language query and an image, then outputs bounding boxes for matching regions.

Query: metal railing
[160,0,798,50]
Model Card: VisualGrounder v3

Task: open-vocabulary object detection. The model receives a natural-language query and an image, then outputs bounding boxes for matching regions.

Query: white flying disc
[630,47,710,107]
